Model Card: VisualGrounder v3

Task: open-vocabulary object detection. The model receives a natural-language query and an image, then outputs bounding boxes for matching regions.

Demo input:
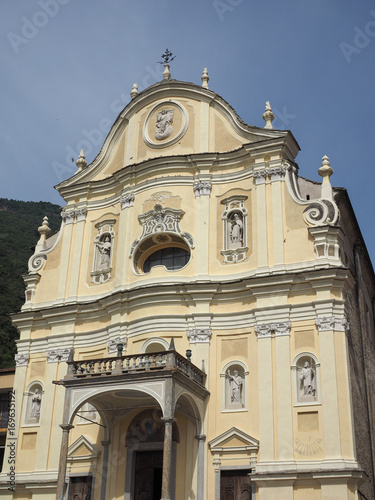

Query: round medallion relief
[143,100,189,149]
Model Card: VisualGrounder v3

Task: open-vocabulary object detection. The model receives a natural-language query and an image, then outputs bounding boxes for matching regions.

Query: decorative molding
[253,170,267,185]
[75,208,87,222]
[316,316,349,332]
[255,321,291,339]
[193,181,212,197]
[61,211,75,225]
[120,194,135,210]
[107,336,128,354]
[46,348,72,363]
[187,329,212,344]
[15,353,30,367]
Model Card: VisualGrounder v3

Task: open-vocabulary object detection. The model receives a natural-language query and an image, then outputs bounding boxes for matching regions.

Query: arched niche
[140,337,169,354]
[22,381,44,427]
[291,352,321,405]
[220,361,249,412]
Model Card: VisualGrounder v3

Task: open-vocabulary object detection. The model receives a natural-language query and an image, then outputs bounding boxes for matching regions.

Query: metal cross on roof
[159,48,175,65]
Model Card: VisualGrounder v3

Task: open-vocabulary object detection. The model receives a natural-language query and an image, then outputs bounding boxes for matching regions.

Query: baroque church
[1,60,375,500]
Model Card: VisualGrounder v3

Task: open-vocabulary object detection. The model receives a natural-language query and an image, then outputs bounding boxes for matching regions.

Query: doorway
[68,476,92,500]
[134,450,163,500]
[220,469,252,500]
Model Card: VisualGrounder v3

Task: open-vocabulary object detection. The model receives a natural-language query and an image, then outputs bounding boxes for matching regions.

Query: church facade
[1,64,374,500]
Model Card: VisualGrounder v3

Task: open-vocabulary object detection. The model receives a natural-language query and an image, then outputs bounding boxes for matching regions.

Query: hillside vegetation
[0,198,61,368]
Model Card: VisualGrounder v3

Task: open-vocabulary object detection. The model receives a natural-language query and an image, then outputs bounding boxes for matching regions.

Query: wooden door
[134,450,163,500]
[69,476,92,500]
[220,470,252,500]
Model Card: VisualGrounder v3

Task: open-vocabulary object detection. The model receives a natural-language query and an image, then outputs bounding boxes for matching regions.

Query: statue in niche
[299,361,316,401]
[155,109,174,140]
[227,369,243,407]
[229,213,243,248]
[30,389,42,420]
[96,234,112,270]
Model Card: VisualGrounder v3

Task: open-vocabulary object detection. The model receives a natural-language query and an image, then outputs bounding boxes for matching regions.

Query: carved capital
[187,329,212,344]
[75,208,87,222]
[316,316,349,332]
[253,170,267,185]
[47,348,72,363]
[15,353,29,367]
[255,321,291,339]
[193,181,212,197]
[120,194,135,209]
[107,337,127,354]
[268,166,286,182]
[61,211,75,224]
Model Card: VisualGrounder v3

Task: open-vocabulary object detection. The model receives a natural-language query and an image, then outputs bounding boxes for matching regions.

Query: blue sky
[1,0,374,262]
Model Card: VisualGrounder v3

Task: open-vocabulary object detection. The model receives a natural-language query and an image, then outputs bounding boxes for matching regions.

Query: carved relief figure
[299,361,316,401]
[230,213,243,247]
[96,235,111,270]
[155,109,174,140]
[227,369,243,406]
[30,389,42,420]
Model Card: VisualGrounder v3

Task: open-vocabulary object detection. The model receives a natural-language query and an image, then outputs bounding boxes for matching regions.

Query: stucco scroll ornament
[284,160,339,226]
[155,109,174,140]
[47,348,72,363]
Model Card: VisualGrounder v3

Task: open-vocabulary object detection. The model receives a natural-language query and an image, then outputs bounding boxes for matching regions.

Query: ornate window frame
[130,204,194,275]
[91,219,116,284]
[220,361,249,413]
[291,352,321,406]
[22,381,44,427]
[220,195,248,264]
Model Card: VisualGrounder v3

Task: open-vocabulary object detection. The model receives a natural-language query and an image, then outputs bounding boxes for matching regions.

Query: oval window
[143,247,190,273]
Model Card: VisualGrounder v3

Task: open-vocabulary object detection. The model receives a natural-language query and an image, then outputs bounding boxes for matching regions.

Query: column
[195,434,206,500]
[100,439,111,500]
[56,423,74,500]
[161,417,175,500]
[254,170,268,269]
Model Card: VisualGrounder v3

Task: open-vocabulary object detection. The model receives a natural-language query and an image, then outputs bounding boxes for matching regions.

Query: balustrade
[66,349,206,387]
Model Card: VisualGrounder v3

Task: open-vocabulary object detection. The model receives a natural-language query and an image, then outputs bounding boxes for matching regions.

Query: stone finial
[38,216,51,237]
[163,63,171,80]
[75,149,87,172]
[130,83,139,99]
[36,216,51,251]
[201,68,209,89]
[262,101,275,129]
[318,155,334,200]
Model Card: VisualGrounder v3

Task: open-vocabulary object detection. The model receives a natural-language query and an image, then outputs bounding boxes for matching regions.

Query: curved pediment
[56,80,288,191]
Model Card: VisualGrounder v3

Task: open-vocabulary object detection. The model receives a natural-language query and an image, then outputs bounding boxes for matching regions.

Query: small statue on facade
[96,235,112,270]
[227,369,243,407]
[230,213,243,247]
[30,389,42,420]
[299,361,316,401]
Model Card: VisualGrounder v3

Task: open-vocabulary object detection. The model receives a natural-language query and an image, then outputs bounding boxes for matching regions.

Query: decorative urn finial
[262,101,275,129]
[75,149,87,172]
[159,49,175,80]
[201,68,209,89]
[130,83,139,99]
[318,155,334,200]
